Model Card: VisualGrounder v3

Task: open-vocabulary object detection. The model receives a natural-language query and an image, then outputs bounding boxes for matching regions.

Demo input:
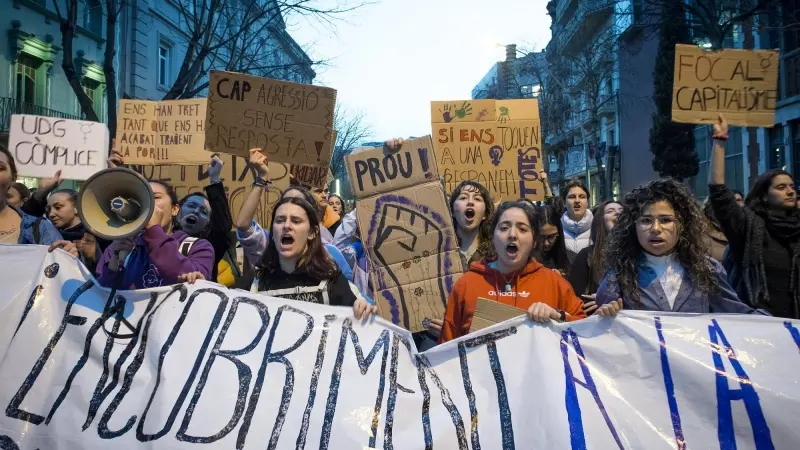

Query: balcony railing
[0,97,82,132]
[554,0,615,53]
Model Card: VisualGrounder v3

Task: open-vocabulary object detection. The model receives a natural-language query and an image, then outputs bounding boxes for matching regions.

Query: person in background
[569,200,623,315]
[329,194,345,217]
[439,201,586,343]
[7,182,31,209]
[450,180,494,267]
[733,190,745,207]
[0,146,75,255]
[236,148,353,282]
[709,115,799,318]
[703,199,728,262]
[250,196,374,318]
[596,179,760,315]
[561,179,593,262]
[47,189,83,240]
[291,176,340,235]
[535,204,571,276]
[96,179,215,289]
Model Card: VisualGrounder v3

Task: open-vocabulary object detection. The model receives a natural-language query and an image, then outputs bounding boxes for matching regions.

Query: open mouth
[649,237,666,245]
[465,208,476,221]
[505,243,519,256]
[280,235,295,246]
[184,215,198,225]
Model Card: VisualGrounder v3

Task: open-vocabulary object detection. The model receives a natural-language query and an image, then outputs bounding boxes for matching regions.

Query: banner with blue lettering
[0,245,798,449]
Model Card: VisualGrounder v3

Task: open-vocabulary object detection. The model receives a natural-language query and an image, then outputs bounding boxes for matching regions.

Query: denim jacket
[13,207,62,245]
[597,256,768,314]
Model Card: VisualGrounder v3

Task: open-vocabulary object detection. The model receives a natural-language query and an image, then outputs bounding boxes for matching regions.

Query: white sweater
[561,210,593,259]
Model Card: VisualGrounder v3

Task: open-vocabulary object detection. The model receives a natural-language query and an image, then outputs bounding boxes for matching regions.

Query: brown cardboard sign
[345,136,438,199]
[355,180,463,332]
[206,71,336,166]
[672,44,779,128]
[129,155,290,229]
[117,99,208,165]
[288,130,337,188]
[469,298,526,333]
[431,99,543,201]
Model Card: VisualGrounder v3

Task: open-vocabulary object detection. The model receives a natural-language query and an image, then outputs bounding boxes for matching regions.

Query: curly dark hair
[256,197,337,288]
[604,179,717,306]
[449,180,495,258]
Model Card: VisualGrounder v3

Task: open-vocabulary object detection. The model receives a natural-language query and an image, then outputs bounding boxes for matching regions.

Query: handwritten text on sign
[117,99,208,165]
[0,248,799,449]
[206,71,336,167]
[8,115,109,180]
[672,44,779,128]
[431,99,543,200]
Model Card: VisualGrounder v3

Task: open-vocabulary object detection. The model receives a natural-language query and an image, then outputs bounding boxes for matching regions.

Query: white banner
[8,115,109,180]
[0,246,798,449]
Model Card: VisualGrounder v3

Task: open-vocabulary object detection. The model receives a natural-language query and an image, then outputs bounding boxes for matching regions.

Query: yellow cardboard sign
[206,71,336,166]
[672,44,779,128]
[117,99,208,165]
[431,99,543,201]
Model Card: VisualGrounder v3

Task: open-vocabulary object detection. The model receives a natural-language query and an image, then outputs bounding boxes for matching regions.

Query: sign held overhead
[672,44,779,127]
[8,115,109,180]
[206,71,336,167]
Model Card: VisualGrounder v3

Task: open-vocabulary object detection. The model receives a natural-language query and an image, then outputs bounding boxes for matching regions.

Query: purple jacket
[96,227,215,290]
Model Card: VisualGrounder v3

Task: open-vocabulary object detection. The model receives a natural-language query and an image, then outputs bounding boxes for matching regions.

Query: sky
[288,0,552,142]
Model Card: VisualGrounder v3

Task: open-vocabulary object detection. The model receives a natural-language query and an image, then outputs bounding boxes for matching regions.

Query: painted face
[7,186,24,209]
[492,207,535,272]
[150,182,179,231]
[178,195,211,236]
[566,186,588,219]
[0,152,14,204]
[47,192,79,230]
[453,186,487,234]
[311,186,329,211]
[272,203,315,262]
[767,174,796,210]
[734,192,745,207]
[540,223,559,252]
[636,201,679,257]
[329,196,343,215]
[603,202,624,233]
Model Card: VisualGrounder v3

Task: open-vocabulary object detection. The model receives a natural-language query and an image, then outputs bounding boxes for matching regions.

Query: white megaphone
[78,167,155,241]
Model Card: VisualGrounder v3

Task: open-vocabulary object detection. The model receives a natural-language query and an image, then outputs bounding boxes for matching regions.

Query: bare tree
[163,0,362,100]
[53,0,124,130]
[328,105,372,196]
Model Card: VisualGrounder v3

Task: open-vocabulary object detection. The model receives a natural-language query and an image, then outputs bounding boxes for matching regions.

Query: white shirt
[643,253,684,309]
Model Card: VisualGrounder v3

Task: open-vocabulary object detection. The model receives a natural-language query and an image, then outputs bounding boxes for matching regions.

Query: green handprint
[498,106,510,123]
[454,101,473,119]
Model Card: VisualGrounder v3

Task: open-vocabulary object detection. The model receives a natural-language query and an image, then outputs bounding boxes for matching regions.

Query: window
[520,84,540,98]
[82,0,102,34]
[15,54,41,106]
[158,44,171,87]
[769,124,786,169]
[82,77,103,117]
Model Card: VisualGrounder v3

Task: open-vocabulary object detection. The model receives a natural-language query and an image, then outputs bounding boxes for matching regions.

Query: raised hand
[713,114,728,138]
[384,138,404,150]
[39,170,63,195]
[207,153,223,183]
[107,138,124,168]
[247,148,270,180]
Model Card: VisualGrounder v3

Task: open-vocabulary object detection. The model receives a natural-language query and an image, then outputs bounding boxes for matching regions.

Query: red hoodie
[439,258,587,343]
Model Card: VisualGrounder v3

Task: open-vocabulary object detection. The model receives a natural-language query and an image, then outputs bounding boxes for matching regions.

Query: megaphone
[78,167,155,241]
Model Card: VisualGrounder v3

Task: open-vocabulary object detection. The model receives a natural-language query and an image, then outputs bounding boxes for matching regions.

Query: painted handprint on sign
[454,101,472,119]
[488,145,504,167]
[476,108,490,121]
[498,106,510,123]
[440,102,474,123]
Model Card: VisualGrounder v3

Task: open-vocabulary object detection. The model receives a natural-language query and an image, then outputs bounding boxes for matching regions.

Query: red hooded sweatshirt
[439,258,587,343]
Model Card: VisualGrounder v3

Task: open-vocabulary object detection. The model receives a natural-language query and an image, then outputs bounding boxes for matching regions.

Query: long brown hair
[449,181,495,258]
[256,197,338,286]
[588,201,621,290]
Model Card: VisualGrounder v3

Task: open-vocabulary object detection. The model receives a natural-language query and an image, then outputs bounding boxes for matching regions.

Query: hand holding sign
[248,148,270,180]
[713,113,729,138]
[207,154,223,183]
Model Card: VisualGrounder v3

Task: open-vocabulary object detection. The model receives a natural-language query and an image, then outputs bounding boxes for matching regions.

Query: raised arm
[204,155,233,264]
[708,115,748,253]
[235,148,271,232]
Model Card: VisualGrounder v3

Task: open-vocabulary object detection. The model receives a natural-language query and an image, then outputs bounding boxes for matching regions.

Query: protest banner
[206,71,336,167]
[116,99,208,165]
[672,44,779,127]
[431,98,544,201]
[345,137,462,332]
[8,115,108,180]
[1,246,799,449]
[288,131,337,189]
[129,155,290,229]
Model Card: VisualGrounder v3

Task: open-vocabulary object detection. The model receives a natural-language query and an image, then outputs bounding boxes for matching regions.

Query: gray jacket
[596,257,768,314]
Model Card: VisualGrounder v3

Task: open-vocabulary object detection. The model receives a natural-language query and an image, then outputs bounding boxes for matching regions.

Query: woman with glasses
[595,179,763,315]
[535,204,571,276]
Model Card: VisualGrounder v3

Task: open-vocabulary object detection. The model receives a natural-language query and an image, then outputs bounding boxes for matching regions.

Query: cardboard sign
[469,298,525,333]
[288,131,337,188]
[345,136,438,199]
[206,71,336,167]
[431,99,544,201]
[116,99,208,165]
[346,137,462,332]
[8,115,108,180]
[130,155,290,229]
[672,44,779,127]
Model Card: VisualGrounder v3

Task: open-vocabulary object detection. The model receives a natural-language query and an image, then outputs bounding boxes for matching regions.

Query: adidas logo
[487,290,530,298]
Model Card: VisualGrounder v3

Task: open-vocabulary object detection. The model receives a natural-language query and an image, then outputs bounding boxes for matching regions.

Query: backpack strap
[33,217,42,244]
[179,237,199,256]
